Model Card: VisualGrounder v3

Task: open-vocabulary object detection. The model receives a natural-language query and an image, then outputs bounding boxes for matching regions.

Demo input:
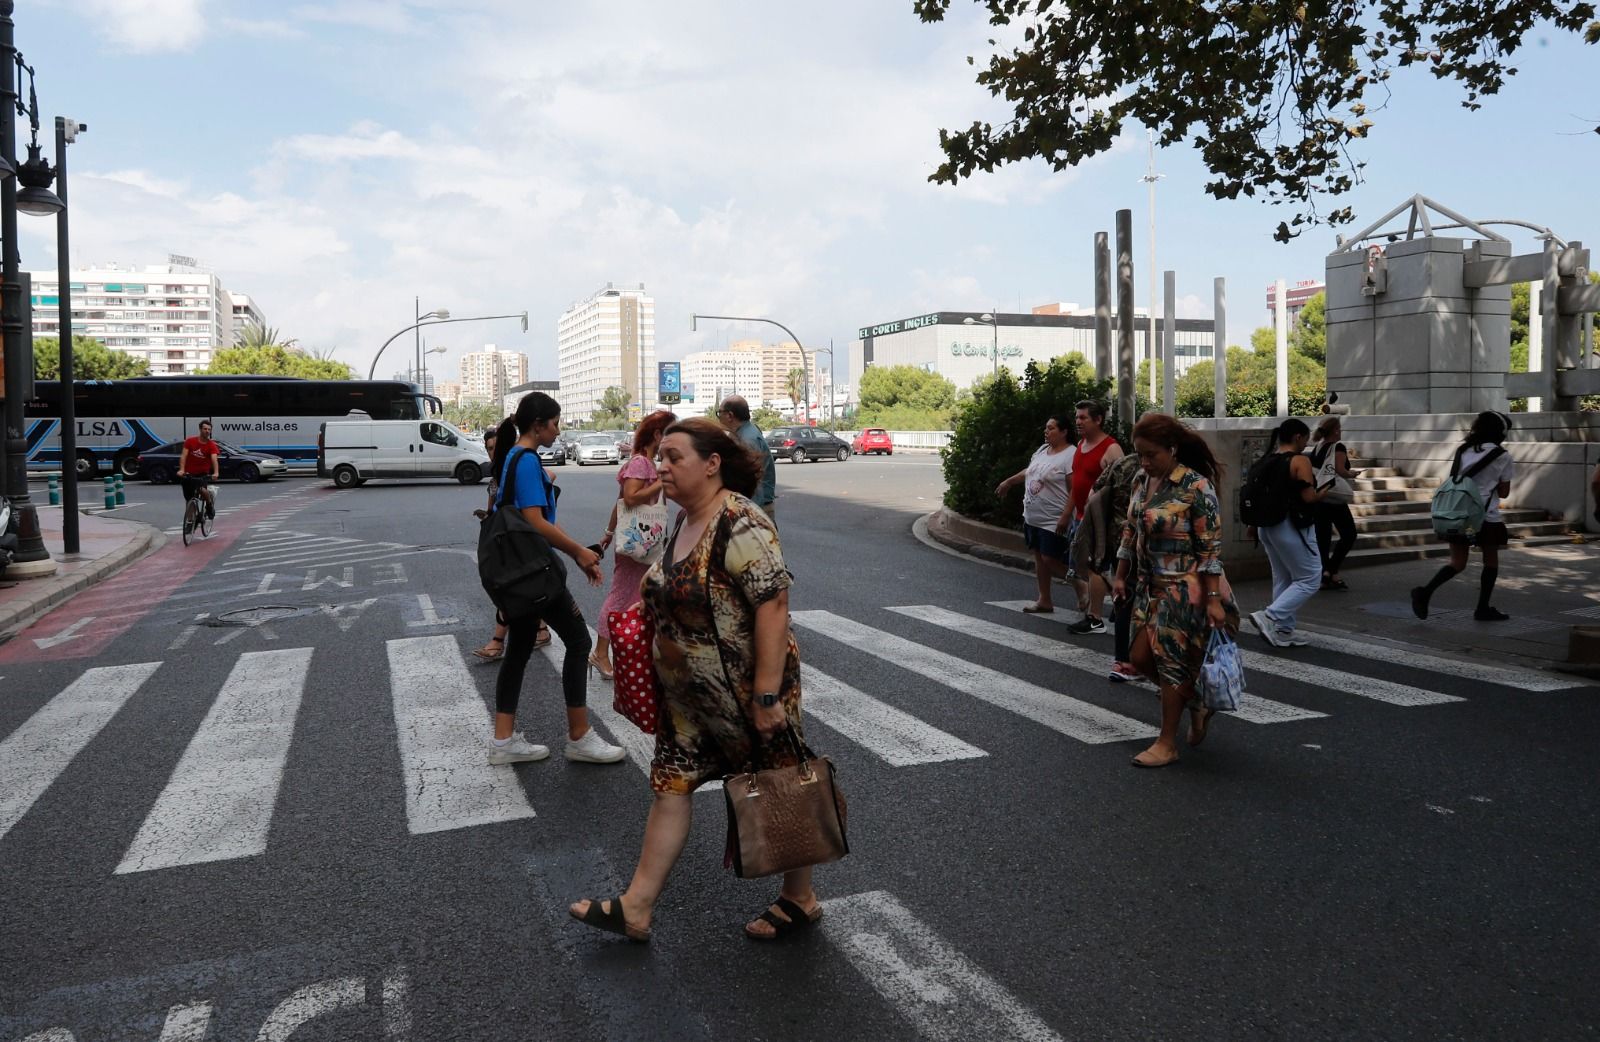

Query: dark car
[767,426,852,463]
[536,440,567,466]
[137,440,288,484]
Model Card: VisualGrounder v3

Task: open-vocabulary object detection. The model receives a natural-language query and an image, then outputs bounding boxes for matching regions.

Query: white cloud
[219,17,306,40]
[80,0,207,52]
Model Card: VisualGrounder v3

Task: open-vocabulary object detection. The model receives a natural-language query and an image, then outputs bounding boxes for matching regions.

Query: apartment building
[760,341,826,409]
[681,338,764,406]
[556,283,656,419]
[228,291,267,344]
[459,345,529,404]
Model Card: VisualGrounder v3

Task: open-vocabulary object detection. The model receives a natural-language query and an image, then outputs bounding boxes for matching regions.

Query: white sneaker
[487,733,550,765]
[565,728,627,764]
[1280,630,1310,647]
[1249,610,1289,648]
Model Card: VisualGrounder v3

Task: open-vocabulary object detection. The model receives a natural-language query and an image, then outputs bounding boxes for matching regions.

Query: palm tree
[235,319,298,351]
[785,367,807,413]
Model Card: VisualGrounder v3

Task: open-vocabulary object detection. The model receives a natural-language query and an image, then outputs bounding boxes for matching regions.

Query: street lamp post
[963,313,999,379]
[812,343,835,424]
[53,116,81,553]
[368,311,528,380]
[415,298,448,385]
[421,343,445,394]
[691,313,812,423]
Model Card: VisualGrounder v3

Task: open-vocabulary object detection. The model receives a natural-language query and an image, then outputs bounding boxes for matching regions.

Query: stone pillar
[1465,239,1513,413]
[1213,278,1227,418]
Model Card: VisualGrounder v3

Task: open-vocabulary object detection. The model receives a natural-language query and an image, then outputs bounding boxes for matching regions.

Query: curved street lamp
[690,312,813,422]
[963,313,999,379]
[369,311,529,380]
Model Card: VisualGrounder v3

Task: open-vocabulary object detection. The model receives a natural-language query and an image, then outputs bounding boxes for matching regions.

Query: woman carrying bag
[1308,416,1359,591]
[570,417,828,943]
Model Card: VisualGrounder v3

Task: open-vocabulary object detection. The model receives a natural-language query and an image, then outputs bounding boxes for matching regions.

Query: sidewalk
[922,508,1600,677]
[0,506,164,639]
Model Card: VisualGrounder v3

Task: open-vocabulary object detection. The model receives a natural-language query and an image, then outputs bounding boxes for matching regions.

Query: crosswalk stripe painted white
[823,890,1063,1042]
[800,664,987,766]
[116,648,314,873]
[914,605,1326,725]
[990,599,1462,708]
[214,543,414,573]
[387,635,538,834]
[0,662,161,842]
[1292,629,1579,692]
[791,611,1155,744]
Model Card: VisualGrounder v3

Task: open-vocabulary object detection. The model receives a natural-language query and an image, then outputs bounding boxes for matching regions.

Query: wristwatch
[756,691,780,708]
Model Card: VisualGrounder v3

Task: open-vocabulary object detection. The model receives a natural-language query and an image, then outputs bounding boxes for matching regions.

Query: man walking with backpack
[1412,411,1516,622]
[1241,419,1330,647]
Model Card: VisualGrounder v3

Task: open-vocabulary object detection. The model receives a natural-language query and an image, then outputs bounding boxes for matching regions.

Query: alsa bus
[23,376,440,478]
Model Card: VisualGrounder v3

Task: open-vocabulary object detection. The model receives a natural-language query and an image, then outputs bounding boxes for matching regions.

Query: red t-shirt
[182,436,220,476]
[1070,436,1117,518]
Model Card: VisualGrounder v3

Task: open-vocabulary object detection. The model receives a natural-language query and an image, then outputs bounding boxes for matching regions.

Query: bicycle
[181,481,216,546]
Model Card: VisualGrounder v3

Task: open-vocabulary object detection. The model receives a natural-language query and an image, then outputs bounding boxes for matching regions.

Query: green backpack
[1430,446,1505,539]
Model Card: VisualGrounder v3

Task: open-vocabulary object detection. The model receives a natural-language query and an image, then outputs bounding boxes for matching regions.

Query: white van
[317,419,490,488]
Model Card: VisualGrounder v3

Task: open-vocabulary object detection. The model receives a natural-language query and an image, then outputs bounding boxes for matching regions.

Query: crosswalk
[0,601,1578,880]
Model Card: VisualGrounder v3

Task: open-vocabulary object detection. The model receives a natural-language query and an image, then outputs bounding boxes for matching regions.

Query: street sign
[628,403,643,422]
[658,361,681,405]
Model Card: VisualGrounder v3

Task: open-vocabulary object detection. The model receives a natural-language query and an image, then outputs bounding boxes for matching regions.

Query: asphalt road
[1,455,1596,1041]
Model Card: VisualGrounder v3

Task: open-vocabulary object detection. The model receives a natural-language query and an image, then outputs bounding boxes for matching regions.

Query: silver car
[575,433,622,466]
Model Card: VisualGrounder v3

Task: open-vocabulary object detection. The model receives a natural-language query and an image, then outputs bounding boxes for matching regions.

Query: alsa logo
[75,420,125,436]
[220,421,299,432]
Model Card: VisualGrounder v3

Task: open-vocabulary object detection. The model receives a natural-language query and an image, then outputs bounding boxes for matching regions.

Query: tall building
[393,371,437,396]
[681,340,763,407]
[459,344,529,404]
[28,263,240,374]
[556,283,657,420]
[760,341,825,410]
[227,291,267,344]
[435,381,463,408]
[1266,280,1325,324]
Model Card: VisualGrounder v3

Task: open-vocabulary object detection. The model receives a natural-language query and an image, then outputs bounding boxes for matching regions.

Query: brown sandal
[471,638,505,661]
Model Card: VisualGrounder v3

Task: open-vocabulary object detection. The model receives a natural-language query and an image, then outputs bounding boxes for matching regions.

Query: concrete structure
[1266,280,1324,324]
[849,307,1214,393]
[682,341,763,407]
[227,291,266,345]
[459,345,528,404]
[28,263,238,374]
[557,283,657,420]
[503,379,560,416]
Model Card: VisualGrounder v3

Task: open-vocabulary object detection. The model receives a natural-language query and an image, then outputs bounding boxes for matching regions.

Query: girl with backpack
[1411,411,1515,622]
[1245,419,1330,648]
[1308,416,1360,591]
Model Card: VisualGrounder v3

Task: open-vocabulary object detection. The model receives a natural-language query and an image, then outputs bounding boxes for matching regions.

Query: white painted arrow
[407,593,459,628]
[33,617,98,649]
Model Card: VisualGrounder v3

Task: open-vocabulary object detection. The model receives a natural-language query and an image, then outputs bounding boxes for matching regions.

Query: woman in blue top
[490,393,626,767]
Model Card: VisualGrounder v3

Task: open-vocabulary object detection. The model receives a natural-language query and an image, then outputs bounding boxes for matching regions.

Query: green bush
[942,357,1114,527]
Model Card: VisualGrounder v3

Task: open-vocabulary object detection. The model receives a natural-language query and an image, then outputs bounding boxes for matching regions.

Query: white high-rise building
[28,263,239,374]
[227,291,267,344]
[459,345,529,404]
[681,341,763,408]
[557,283,656,420]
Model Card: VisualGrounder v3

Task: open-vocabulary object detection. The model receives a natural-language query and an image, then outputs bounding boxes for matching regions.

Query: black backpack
[478,448,567,620]
[1238,452,1294,527]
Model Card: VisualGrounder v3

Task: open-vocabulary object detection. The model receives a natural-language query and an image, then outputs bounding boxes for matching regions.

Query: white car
[575,433,622,466]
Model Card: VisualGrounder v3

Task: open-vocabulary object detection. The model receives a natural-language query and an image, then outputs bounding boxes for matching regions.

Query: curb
[0,522,166,642]
[920,508,1034,572]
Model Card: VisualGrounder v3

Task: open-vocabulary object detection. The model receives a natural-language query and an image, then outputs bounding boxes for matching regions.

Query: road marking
[409,593,459,628]
[157,1001,214,1040]
[952,604,1327,724]
[257,976,365,1041]
[823,890,1064,1042]
[1291,628,1580,692]
[253,572,281,595]
[0,662,161,842]
[116,648,313,873]
[214,547,424,575]
[791,611,1155,744]
[375,562,408,584]
[32,617,98,650]
[302,567,356,591]
[320,598,378,632]
[800,663,987,765]
[387,635,537,833]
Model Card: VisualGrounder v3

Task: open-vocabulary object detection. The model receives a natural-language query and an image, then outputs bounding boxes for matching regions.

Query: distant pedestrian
[1111,414,1239,768]
[1244,419,1329,648]
[1308,416,1359,591]
[472,422,547,661]
[717,395,777,522]
[489,393,626,766]
[1066,399,1124,632]
[994,415,1076,613]
[1411,411,1517,622]
[1072,451,1143,680]
[569,417,821,942]
[589,409,677,680]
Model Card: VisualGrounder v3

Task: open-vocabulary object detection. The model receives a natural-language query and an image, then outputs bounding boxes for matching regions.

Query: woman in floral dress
[569,417,819,943]
[1112,413,1240,768]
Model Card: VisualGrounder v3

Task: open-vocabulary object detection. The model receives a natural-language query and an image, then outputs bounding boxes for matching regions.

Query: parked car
[317,419,490,488]
[536,440,567,466]
[575,432,623,466]
[557,433,581,461]
[767,426,852,463]
[138,440,288,484]
[852,428,894,456]
[609,429,635,451]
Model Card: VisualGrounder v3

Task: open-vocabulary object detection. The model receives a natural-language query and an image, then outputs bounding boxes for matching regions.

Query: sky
[18,0,1598,385]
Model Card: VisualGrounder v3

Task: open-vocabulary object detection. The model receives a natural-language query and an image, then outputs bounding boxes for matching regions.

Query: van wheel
[455,462,482,485]
[75,451,98,480]
[115,452,141,478]
[333,465,360,489]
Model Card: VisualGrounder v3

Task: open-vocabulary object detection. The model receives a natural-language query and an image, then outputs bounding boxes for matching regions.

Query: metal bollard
[103,476,116,511]
[114,474,126,506]
[47,473,60,506]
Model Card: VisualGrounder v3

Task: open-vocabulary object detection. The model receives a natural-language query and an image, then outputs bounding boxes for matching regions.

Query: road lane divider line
[791,610,1156,744]
[823,890,1064,1042]
[0,662,161,842]
[800,664,988,766]
[386,635,538,834]
[950,604,1327,724]
[116,648,314,873]
[1292,628,1579,692]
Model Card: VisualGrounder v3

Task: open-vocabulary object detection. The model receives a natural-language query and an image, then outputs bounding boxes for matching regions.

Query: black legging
[1314,504,1357,576]
[495,588,592,714]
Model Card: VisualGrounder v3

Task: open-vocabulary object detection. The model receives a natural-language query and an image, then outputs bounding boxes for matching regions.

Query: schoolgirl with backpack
[1238,418,1330,648]
[1411,411,1516,622]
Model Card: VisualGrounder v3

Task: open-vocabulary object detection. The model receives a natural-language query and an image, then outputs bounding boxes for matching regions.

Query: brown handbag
[723,729,849,879]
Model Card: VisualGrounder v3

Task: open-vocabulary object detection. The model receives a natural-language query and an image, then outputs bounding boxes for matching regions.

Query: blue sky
[20,0,1597,383]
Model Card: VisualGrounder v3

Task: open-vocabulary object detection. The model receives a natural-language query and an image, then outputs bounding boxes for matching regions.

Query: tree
[1293,293,1327,364]
[785,367,807,412]
[914,0,1598,241]
[752,406,784,430]
[444,402,503,433]
[235,319,297,351]
[856,364,961,430]
[33,336,149,380]
[203,346,352,379]
[591,386,630,429]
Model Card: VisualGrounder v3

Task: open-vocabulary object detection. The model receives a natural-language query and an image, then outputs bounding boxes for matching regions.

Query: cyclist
[179,420,221,522]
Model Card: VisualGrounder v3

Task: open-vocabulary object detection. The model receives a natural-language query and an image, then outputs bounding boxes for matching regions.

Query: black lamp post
[52,117,81,552]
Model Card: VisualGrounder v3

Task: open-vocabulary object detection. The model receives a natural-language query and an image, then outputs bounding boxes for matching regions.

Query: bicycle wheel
[182,498,198,546]
[199,504,212,538]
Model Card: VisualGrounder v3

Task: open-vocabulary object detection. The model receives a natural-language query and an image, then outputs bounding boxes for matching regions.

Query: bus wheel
[75,451,98,480]
[455,462,482,485]
[116,453,141,478]
[333,465,360,489]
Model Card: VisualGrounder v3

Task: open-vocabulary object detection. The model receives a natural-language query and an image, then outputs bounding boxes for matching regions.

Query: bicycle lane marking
[0,490,320,664]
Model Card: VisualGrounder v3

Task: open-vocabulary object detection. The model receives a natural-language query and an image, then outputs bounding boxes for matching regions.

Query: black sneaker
[1474,606,1510,622]
[1067,615,1106,635]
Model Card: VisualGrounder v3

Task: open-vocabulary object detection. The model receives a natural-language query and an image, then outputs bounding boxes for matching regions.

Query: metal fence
[886,430,953,451]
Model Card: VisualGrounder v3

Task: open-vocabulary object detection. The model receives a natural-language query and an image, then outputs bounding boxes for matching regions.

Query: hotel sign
[858,313,939,340]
